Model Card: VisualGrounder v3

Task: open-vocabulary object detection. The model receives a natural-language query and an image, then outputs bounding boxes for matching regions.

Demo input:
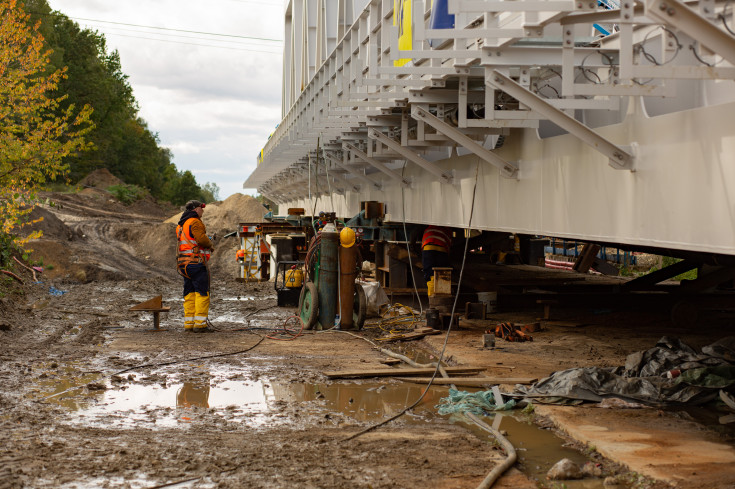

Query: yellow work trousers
[184,292,210,330]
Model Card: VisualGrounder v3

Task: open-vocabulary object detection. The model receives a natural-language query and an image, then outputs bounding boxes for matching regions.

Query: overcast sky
[46,0,285,200]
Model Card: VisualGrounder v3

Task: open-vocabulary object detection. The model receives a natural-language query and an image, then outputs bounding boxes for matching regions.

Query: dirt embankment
[16,171,268,284]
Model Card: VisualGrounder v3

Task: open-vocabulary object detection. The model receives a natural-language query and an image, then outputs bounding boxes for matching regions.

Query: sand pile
[78,168,124,188]
[13,206,74,240]
[164,193,268,231]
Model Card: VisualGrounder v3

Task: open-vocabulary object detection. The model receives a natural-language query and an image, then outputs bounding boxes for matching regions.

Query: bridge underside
[246,0,735,258]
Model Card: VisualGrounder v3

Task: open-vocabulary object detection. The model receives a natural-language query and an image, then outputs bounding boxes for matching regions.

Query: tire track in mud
[68,218,172,281]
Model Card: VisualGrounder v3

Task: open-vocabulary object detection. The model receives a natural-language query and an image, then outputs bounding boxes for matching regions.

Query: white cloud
[47,0,284,199]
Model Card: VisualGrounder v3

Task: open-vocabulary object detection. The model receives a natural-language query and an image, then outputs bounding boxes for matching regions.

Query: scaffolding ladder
[239,226,263,281]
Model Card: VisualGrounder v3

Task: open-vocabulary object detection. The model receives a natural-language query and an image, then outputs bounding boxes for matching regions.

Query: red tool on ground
[490,322,533,342]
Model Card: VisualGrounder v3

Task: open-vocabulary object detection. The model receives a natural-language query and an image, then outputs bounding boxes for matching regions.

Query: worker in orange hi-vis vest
[421,225,452,285]
[176,200,214,333]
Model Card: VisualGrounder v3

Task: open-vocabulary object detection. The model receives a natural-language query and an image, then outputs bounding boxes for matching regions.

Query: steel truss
[245,0,735,255]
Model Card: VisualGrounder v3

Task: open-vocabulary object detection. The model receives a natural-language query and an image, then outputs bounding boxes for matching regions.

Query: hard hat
[340,227,356,248]
[185,200,205,210]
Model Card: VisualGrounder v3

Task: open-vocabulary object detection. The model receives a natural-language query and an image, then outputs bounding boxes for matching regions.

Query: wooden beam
[680,266,735,293]
[573,244,601,274]
[398,377,537,386]
[323,366,484,379]
[622,259,699,290]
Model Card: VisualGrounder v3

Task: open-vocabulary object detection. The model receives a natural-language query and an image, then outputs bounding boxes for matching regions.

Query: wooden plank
[414,327,441,335]
[376,327,441,342]
[376,332,429,342]
[572,243,600,274]
[591,257,620,276]
[323,366,484,379]
[398,377,537,386]
[130,295,163,311]
[492,385,505,404]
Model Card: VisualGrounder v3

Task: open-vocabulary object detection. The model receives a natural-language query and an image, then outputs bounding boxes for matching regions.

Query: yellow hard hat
[340,227,356,248]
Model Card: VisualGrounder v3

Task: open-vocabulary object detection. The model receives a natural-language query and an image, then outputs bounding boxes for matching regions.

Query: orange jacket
[177,217,213,266]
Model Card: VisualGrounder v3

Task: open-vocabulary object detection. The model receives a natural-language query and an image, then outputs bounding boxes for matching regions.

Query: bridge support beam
[367,128,454,184]
[343,143,411,188]
[410,106,519,179]
[486,70,636,171]
[324,151,383,190]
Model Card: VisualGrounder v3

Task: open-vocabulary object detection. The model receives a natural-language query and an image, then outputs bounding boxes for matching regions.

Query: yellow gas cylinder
[285,267,304,288]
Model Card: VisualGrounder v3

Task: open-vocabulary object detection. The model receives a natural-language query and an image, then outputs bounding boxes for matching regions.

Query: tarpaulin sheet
[436,388,517,415]
[514,336,735,405]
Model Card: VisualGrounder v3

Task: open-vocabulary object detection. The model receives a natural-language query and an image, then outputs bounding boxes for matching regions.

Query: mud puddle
[456,413,605,488]
[35,369,445,429]
[34,364,604,486]
[34,366,274,428]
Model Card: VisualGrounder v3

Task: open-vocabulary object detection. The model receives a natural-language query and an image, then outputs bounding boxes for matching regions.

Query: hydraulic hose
[466,412,517,489]
[380,346,515,488]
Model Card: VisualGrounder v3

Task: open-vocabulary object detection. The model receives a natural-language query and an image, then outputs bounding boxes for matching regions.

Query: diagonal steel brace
[486,70,635,171]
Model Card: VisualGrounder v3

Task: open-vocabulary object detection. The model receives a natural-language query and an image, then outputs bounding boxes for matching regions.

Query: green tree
[201,182,221,202]
[18,1,211,206]
[165,170,202,206]
[0,0,93,248]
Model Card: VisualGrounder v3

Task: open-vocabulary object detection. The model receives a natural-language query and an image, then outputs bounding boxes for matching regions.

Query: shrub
[107,184,146,205]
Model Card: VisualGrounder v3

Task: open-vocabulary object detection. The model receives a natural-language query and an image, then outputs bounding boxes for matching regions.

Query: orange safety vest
[421,226,451,252]
[235,249,246,260]
[176,218,211,267]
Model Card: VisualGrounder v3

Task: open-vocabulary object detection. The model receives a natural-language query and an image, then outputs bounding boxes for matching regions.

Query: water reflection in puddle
[43,375,446,428]
[270,382,444,422]
[38,369,605,487]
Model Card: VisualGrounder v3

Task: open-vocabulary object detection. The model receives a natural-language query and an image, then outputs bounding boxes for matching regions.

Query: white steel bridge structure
[245,0,735,259]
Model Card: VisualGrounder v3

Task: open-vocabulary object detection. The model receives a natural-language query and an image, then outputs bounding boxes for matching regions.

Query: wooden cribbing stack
[129,295,170,330]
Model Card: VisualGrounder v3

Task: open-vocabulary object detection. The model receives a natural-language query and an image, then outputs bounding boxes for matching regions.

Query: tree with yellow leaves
[0,0,92,254]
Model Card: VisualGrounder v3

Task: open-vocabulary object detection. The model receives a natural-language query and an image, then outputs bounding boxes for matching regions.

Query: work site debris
[490,322,533,342]
[436,388,517,415]
[515,336,735,405]
[581,462,603,477]
[546,458,583,480]
[356,279,388,317]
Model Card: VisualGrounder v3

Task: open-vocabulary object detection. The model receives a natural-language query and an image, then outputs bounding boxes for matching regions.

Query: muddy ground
[1,187,734,488]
